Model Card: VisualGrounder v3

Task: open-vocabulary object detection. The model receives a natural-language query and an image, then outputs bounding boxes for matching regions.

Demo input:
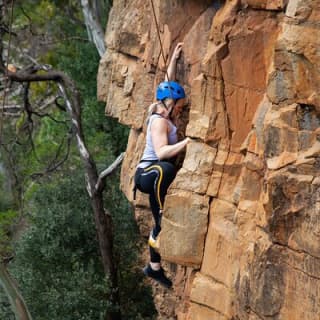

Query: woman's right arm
[151,118,190,160]
[157,138,190,160]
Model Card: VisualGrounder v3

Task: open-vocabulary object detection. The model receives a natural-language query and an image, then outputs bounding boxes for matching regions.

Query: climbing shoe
[143,264,172,289]
[148,231,160,251]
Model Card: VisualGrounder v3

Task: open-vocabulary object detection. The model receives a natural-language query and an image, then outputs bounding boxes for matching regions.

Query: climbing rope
[149,0,171,82]
[0,0,15,143]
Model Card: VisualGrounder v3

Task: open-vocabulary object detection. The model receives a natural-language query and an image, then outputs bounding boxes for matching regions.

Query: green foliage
[0,289,14,320]
[1,0,155,319]
[29,81,54,101]
[0,172,13,213]
[11,172,110,320]
[9,171,156,320]
[33,114,70,164]
[107,180,157,319]
[0,170,17,258]
[14,0,79,37]
[0,210,18,257]
[14,0,55,29]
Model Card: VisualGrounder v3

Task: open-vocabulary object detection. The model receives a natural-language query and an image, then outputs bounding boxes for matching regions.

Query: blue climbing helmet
[156,81,185,101]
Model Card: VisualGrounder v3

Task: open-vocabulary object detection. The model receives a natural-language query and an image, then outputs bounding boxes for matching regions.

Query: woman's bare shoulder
[150,117,169,133]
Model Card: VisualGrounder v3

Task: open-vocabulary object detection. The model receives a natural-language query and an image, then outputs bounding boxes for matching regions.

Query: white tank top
[138,114,178,168]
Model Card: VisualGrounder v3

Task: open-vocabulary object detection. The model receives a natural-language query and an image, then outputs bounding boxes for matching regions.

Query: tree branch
[95,152,125,193]
[54,96,67,111]
[80,0,106,57]
[4,69,65,82]
[2,112,20,117]
[30,131,73,179]
[0,105,22,111]
[0,263,33,320]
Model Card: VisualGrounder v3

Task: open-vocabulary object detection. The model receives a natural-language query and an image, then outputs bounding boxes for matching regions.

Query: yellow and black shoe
[148,232,160,251]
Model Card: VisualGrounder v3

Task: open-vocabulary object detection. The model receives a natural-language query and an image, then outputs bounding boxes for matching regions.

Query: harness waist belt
[140,159,158,163]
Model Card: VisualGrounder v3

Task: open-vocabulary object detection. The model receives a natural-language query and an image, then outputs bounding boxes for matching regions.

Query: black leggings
[134,161,176,263]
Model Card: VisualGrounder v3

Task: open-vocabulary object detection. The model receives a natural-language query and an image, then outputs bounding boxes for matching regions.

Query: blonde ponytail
[146,102,160,124]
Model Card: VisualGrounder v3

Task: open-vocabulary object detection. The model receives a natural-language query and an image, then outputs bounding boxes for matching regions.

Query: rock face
[98,0,320,319]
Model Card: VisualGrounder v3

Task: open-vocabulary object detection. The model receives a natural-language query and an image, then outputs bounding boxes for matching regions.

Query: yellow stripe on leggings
[144,165,164,209]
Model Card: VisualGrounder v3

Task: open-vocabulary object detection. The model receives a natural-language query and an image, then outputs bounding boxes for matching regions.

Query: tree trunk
[81,0,106,57]
[2,69,122,320]
[0,263,33,320]
[92,194,121,320]
[58,77,122,319]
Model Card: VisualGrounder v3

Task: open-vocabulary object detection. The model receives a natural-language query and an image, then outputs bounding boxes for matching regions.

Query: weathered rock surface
[98,0,320,319]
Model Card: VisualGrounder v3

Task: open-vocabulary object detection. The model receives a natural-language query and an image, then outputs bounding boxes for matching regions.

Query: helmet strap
[169,107,174,118]
[161,100,169,110]
[161,99,176,118]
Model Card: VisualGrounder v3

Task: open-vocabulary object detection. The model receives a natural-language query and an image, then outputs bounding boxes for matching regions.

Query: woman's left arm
[165,42,183,81]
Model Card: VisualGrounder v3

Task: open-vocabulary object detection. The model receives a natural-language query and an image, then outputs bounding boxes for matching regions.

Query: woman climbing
[134,42,190,288]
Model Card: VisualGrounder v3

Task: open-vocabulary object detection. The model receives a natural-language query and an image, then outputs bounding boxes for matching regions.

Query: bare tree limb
[0,105,22,110]
[2,112,20,117]
[54,96,66,111]
[80,0,106,57]
[21,81,43,163]
[19,5,38,37]
[0,142,24,226]
[30,130,73,179]
[37,95,58,110]
[23,82,33,123]
[0,263,33,320]
[95,152,125,192]
[8,70,63,82]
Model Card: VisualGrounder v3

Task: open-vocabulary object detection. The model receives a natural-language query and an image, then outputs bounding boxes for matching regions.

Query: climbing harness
[133,159,159,200]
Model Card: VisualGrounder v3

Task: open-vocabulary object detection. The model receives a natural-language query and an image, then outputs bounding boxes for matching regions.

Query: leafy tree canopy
[0,0,156,319]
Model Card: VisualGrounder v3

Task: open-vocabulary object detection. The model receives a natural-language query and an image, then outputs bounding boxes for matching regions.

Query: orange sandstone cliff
[98,0,320,319]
